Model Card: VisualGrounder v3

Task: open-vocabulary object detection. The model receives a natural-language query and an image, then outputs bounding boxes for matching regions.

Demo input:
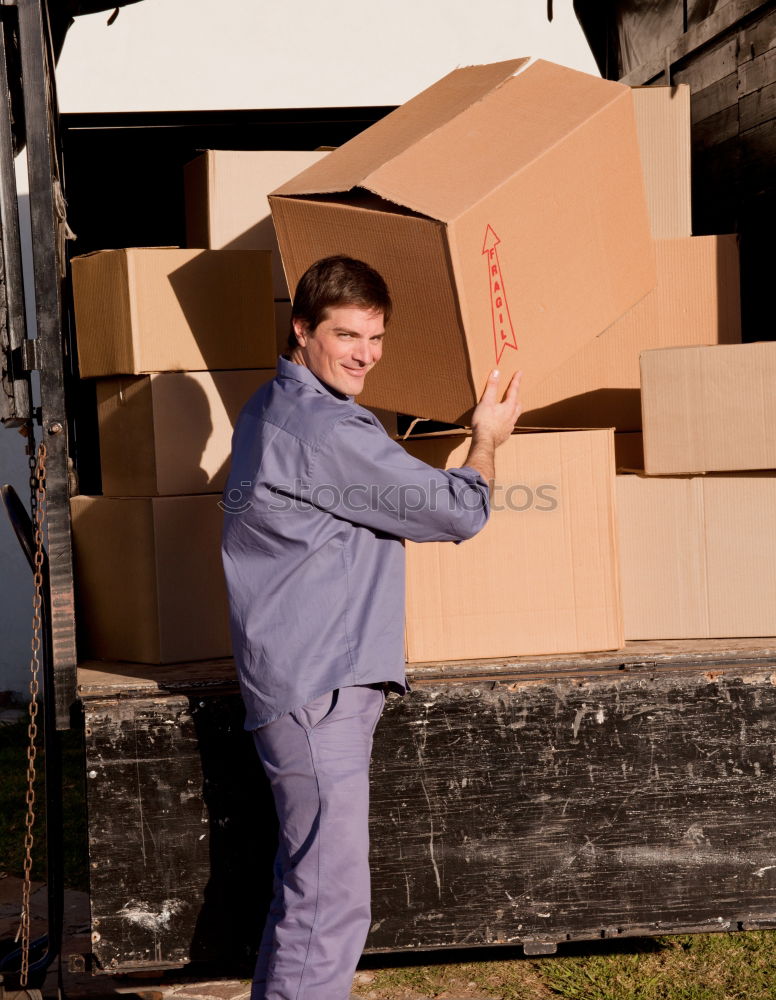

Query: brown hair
[287,255,392,353]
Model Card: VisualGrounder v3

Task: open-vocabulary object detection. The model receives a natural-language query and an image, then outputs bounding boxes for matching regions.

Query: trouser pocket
[291,689,339,731]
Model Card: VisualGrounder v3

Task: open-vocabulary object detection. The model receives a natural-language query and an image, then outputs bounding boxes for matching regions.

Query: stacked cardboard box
[263,57,669,661]
[519,85,741,431]
[71,60,758,667]
[617,342,776,640]
[182,148,398,435]
[264,60,751,662]
[70,247,277,663]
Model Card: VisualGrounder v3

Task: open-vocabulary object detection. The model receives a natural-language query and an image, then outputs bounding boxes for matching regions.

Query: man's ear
[292,317,310,348]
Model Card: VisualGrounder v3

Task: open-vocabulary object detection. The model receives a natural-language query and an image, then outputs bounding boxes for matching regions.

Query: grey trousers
[251,684,386,1000]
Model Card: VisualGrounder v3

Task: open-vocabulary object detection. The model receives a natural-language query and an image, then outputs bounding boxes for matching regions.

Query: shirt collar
[276,354,355,403]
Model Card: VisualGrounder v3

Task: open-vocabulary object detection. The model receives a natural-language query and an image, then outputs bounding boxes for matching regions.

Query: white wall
[56,0,599,113]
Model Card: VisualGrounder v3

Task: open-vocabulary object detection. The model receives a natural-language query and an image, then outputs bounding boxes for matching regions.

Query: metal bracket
[522,940,558,956]
[12,339,41,372]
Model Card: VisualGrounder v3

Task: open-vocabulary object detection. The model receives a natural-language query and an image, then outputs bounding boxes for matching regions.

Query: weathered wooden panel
[739,78,776,128]
[740,4,776,54]
[690,70,738,123]
[674,36,738,91]
[85,694,272,972]
[368,668,776,951]
[738,43,776,95]
[618,0,768,87]
[616,0,684,78]
[692,101,740,150]
[83,659,776,969]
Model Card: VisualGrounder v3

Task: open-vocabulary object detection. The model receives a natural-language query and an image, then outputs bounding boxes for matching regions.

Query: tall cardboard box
[72,248,275,376]
[184,149,330,298]
[270,59,655,424]
[617,474,776,640]
[521,235,741,430]
[641,342,776,474]
[71,495,229,663]
[96,370,275,496]
[401,429,623,662]
[632,85,692,238]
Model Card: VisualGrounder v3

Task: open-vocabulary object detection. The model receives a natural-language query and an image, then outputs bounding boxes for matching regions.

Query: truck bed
[77,638,776,972]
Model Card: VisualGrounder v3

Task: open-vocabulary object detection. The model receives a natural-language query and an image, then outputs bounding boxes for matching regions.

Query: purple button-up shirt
[221,356,489,730]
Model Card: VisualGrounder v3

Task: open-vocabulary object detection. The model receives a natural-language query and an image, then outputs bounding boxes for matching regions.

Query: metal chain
[19,441,47,988]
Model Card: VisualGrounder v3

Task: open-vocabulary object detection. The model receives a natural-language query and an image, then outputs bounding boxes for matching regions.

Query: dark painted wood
[83,656,776,971]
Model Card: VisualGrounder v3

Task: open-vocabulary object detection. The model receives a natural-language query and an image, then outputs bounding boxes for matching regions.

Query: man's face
[293,305,385,396]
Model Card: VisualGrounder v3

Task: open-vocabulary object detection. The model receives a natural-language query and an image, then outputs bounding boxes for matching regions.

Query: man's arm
[463,369,523,489]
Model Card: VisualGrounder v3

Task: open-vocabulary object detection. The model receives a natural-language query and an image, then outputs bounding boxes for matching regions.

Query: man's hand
[465,369,523,488]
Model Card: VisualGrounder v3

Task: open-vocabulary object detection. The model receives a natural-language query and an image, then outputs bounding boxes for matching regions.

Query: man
[222,255,521,1000]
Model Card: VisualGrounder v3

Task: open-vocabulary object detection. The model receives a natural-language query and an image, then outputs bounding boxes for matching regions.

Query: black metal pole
[17,0,77,730]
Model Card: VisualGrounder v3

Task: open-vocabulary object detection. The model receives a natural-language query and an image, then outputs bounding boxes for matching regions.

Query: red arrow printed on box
[482,224,518,365]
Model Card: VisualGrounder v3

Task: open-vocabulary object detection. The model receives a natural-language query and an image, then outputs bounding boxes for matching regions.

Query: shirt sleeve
[307,413,489,543]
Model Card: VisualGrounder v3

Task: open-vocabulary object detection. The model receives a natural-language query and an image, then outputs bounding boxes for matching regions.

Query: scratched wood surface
[83,658,776,971]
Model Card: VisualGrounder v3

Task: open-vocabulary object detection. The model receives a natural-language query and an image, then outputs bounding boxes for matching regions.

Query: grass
[350,931,776,998]
[0,716,89,891]
[350,930,776,999]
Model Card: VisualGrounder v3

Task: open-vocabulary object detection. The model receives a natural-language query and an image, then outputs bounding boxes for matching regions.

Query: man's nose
[351,341,374,365]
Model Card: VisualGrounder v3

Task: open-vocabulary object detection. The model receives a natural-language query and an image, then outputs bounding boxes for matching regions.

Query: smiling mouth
[342,366,368,377]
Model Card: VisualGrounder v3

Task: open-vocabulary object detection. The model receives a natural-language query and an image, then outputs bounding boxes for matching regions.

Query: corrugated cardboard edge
[150,498,168,661]
[182,152,212,248]
[271,58,530,200]
[365,61,633,222]
[603,429,626,648]
[631,85,692,239]
[124,249,142,374]
[271,60,631,225]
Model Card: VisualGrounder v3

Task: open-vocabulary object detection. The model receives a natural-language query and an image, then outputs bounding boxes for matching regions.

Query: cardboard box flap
[366,60,631,222]
[271,58,529,200]
[272,60,630,224]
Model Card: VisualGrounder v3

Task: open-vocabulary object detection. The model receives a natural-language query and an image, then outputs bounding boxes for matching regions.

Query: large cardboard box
[184,150,330,297]
[401,429,623,662]
[71,495,229,663]
[270,59,656,424]
[520,235,740,430]
[632,85,691,238]
[96,370,274,496]
[72,248,275,376]
[641,342,776,474]
[617,474,776,640]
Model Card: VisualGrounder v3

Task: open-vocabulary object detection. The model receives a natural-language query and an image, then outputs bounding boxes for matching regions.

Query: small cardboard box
[184,150,330,297]
[72,248,275,376]
[270,59,655,424]
[641,342,776,474]
[632,85,691,238]
[71,494,230,664]
[401,428,623,662]
[96,369,275,496]
[617,474,776,639]
[520,235,741,430]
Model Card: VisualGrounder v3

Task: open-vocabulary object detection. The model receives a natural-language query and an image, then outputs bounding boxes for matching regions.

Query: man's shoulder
[244,375,376,449]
